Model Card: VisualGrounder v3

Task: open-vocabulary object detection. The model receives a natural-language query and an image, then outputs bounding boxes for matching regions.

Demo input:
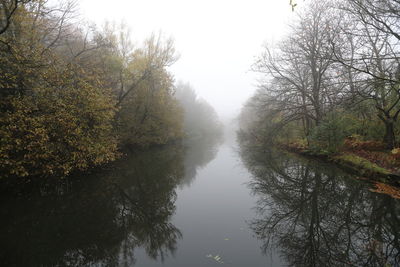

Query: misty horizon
[78,0,299,119]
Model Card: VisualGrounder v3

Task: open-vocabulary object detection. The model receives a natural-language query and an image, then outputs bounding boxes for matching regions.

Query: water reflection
[180,136,223,187]
[239,144,400,266]
[0,137,222,267]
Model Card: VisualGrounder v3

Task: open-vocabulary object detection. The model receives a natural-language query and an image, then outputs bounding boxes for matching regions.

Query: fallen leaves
[206,254,224,264]
[370,182,400,199]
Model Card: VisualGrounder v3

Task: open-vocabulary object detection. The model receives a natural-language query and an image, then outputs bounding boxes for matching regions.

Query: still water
[0,136,399,266]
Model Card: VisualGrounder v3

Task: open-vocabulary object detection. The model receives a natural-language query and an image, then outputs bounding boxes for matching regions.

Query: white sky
[78,0,298,119]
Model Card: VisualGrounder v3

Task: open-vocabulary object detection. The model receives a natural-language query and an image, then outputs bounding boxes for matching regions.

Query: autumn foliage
[370,182,400,199]
[0,2,183,178]
[343,136,385,151]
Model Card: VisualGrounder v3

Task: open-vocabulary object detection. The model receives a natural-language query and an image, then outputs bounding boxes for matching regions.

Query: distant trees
[242,0,400,150]
[175,82,223,139]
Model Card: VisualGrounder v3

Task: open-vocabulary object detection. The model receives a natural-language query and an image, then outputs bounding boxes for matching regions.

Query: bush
[0,67,119,178]
[309,113,348,153]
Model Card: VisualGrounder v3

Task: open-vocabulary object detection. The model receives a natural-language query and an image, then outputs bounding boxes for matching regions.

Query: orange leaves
[370,182,400,199]
[343,136,385,151]
[286,140,308,151]
[341,136,399,172]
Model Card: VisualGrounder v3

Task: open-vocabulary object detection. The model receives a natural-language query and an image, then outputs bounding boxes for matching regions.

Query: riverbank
[280,142,400,186]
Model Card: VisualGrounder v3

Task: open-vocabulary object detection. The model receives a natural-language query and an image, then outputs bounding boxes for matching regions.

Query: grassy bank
[280,141,400,185]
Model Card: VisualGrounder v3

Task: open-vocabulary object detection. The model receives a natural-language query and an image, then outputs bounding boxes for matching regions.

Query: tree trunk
[314,102,322,127]
[383,120,395,149]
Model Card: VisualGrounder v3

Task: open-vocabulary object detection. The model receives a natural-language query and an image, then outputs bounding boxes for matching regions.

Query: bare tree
[333,0,400,148]
[253,0,342,141]
[346,0,400,42]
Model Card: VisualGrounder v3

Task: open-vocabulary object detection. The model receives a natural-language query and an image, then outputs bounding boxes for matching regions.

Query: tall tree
[334,0,400,148]
[252,0,342,141]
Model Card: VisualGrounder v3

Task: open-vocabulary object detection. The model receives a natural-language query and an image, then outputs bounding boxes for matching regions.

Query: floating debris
[206,254,224,264]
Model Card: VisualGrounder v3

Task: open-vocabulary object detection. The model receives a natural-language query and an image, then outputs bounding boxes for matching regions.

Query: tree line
[0,0,221,179]
[239,0,400,152]
[175,81,223,140]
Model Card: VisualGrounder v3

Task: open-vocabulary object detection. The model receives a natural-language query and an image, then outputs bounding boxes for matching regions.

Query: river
[0,134,399,266]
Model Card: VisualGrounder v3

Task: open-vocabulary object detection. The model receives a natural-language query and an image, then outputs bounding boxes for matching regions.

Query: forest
[239,0,400,179]
[0,0,222,179]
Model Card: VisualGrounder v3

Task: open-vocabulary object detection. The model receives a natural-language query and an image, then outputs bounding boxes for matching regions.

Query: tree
[175,81,222,139]
[0,0,33,35]
[0,1,119,178]
[252,0,342,142]
[346,0,400,42]
[333,0,400,148]
[0,0,190,178]
[116,35,183,147]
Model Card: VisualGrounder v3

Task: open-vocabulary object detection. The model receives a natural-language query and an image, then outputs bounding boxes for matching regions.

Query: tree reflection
[0,145,185,267]
[180,135,223,187]
[239,143,400,266]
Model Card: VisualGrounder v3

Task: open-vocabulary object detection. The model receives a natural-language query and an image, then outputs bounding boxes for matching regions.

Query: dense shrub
[0,66,118,178]
[0,3,184,178]
[309,114,349,153]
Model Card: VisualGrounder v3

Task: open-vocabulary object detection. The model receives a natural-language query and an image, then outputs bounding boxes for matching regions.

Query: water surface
[0,136,399,266]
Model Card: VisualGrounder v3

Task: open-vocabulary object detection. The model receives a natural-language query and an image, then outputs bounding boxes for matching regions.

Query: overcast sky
[78,0,298,119]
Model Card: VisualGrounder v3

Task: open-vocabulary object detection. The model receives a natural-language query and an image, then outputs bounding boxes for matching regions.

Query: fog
[79,0,298,120]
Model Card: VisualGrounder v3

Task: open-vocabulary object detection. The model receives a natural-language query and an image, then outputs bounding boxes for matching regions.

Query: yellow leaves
[391,148,400,155]
[118,82,184,147]
[0,5,183,179]
[0,64,119,179]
